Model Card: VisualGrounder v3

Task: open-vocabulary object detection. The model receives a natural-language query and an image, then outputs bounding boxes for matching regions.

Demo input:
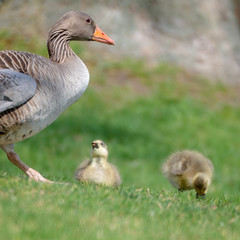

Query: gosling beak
[92,25,115,45]
[92,142,99,149]
[196,193,205,199]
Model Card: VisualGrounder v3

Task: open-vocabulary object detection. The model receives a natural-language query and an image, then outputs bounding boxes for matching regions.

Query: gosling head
[193,173,210,198]
[91,140,108,159]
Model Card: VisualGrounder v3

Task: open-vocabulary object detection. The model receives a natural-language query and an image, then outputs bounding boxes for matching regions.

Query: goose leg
[1,144,53,183]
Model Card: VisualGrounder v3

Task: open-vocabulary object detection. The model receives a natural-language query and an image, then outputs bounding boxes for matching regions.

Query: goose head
[49,11,114,45]
[91,140,108,159]
[193,172,210,198]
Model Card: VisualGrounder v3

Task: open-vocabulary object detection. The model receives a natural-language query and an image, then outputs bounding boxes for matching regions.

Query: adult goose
[0,11,114,182]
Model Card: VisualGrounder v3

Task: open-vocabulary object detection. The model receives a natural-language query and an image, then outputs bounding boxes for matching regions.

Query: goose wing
[0,69,37,113]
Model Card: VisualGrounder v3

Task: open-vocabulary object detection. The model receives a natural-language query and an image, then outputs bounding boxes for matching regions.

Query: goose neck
[47,29,75,63]
[92,156,108,166]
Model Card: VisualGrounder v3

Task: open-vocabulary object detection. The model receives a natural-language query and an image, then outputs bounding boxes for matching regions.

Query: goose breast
[0,51,89,144]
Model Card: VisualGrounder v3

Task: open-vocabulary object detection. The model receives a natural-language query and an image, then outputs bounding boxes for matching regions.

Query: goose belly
[0,55,89,145]
[0,99,60,144]
[0,77,88,144]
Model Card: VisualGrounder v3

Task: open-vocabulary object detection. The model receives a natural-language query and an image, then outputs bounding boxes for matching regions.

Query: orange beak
[92,25,115,45]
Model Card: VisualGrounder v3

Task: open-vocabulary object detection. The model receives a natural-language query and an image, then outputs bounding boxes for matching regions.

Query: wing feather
[0,69,37,112]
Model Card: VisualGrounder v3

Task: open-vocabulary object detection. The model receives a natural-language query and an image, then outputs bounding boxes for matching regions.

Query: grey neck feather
[47,29,75,63]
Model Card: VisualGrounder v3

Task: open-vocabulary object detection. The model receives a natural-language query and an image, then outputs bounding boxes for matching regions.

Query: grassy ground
[1,31,240,239]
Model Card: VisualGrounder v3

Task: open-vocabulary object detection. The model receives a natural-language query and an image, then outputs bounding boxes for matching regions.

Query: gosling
[162,150,214,198]
[75,140,121,187]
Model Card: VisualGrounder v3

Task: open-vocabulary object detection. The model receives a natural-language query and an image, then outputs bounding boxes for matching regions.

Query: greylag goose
[162,150,214,198]
[75,140,121,187]
[0,11,114,182]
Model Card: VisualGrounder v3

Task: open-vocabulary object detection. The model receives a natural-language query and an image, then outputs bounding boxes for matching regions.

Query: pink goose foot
[26,168,54,183]
[1,144,53,183]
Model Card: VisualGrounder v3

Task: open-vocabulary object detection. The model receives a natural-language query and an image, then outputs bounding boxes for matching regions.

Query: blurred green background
[0,1,240,240]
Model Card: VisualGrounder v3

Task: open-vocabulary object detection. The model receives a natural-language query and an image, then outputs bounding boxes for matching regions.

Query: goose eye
[100,142,104,146]
[85,18,91,24]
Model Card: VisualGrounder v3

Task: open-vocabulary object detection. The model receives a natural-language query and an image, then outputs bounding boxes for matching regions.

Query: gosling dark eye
[100,142,104,146]
[85,18,91,24]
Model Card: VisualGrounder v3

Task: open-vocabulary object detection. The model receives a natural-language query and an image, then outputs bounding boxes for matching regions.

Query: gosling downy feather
[162,150,214,197]
[75,140,121,187]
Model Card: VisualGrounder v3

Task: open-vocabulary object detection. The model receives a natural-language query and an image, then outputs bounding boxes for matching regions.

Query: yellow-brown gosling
[75,140,121,187]
[162,150,214,198]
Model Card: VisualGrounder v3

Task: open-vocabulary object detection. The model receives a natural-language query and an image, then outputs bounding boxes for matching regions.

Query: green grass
[1,30,240,239]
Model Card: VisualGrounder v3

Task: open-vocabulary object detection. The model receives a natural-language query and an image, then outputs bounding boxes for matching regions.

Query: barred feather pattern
[0,28,89,144]
[47,29,73,63]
